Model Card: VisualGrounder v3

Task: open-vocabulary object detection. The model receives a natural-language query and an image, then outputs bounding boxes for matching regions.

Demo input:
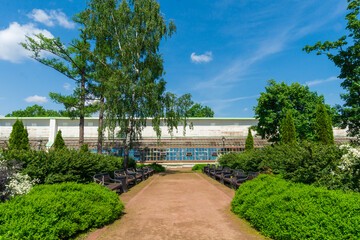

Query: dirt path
[87,169,266,240]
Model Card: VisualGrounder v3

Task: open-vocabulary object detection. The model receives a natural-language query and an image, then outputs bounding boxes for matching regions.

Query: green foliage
[80,0,192,168]
[218,143,344,188]
[186,103,214,117]
[253,79,335,142]
[304,0,360,139]
[137,163,165,173]
[245,128,254,151]
[191,164,207,171]
[315,103,335,144]
[8,120,29,151]
[80,143,89,152]
[231,175,360,240]
[5,104,68,117]
[0,182,124,239]
[3,150,123,184]
[280,110,296,144]
[53,130,66,151]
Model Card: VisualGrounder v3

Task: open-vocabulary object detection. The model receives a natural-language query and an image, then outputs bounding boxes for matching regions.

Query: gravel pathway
[87,169,266,240]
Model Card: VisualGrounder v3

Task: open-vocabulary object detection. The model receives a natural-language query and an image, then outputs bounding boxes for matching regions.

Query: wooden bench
[114,169,137,192]
[127,168,144,182]
[93,173,123,194]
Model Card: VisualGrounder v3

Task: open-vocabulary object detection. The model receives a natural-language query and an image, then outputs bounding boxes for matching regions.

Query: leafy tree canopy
[6,105,69,117]
[186,103,214,117]
[303,0,360,138]
[253,79,335,142]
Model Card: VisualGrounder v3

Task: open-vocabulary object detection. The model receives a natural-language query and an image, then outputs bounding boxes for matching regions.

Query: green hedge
[0,182,124,240]
[218,143,344,188]
[137,163,165,173]
[191,164,207,171]
[232,175,360,240]
[4,150,123,184]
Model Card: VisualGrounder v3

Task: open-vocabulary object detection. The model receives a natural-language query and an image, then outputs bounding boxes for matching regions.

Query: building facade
[0,117,351,162]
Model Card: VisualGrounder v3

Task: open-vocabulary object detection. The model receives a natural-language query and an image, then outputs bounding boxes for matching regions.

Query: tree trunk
[123,120,133,169]
[79,74,86,146]
[97,93,104,154]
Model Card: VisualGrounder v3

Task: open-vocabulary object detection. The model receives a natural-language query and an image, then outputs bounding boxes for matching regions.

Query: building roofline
[0,117,257,120]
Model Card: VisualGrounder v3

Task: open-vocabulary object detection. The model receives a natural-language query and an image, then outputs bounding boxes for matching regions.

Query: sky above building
[0,0,349,117]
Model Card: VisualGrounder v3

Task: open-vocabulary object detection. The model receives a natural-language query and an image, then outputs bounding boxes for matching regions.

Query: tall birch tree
[81,0,192,168]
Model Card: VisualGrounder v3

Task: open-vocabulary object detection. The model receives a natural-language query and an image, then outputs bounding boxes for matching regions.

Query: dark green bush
[8,119,29,151]
[231,175,360,240]
[218,143,344,188]
[80,143,89,152]
[4,149,123,184]
[191,164,207,171]
[53,130,66,150]
[0,182,124,240]
[137,163,165,173]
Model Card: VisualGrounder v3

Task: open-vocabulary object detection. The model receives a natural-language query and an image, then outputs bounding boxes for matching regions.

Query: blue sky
[0,0,349,117]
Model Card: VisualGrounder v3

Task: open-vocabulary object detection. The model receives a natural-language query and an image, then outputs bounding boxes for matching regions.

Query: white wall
[0,117,349,144]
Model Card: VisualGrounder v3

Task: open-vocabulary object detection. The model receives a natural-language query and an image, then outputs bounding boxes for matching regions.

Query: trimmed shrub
[191,164,207,171]
[137,163,165,173]
[53,130,66,150]
[4,149,123,184]
[231,175,360,240]
[315,103,334,144]
[80,143,89,152]
[245,128,254,151]
[0,182,124,240]
[8,119,29,151]
[280,110,296,144]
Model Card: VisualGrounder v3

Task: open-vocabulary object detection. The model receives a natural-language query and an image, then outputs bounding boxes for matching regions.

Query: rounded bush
[0,182,124,240]
[232,175,360,239]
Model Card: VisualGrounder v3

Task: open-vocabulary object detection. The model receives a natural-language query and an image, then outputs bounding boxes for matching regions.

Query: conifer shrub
[8,120,29,151]
[315,103,335,144]
[245,128,254,151]
[232,175,360,240]
[280,110,296,144]
[53,130,66,150]
[80,143,89,152]
[0,182,124,240]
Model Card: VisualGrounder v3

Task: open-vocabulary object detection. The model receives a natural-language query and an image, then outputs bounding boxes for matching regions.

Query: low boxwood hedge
[191,164,207,171]
[0,182,124,240]
[231,175,360,240]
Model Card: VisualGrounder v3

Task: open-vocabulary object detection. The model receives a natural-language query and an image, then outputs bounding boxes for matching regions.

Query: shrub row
[191,164,207,171]
[3,149,124,184]
[218,143,345,189]
[0,182,124,240]
[231,175,360,240]
[137,163,165,173]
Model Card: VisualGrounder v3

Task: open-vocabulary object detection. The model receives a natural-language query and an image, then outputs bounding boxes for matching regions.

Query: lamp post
[222,136,226,152]
[37,139,42,151]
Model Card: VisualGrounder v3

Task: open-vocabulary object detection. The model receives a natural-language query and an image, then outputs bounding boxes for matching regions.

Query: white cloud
[28,9,75,29]
[63,83,71,90]
[191,52,213,63]
[0,22,53,63]
[305,76,339,86]
[202,94,259,104]
[28,9,54,27]
[25,95,48,104]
